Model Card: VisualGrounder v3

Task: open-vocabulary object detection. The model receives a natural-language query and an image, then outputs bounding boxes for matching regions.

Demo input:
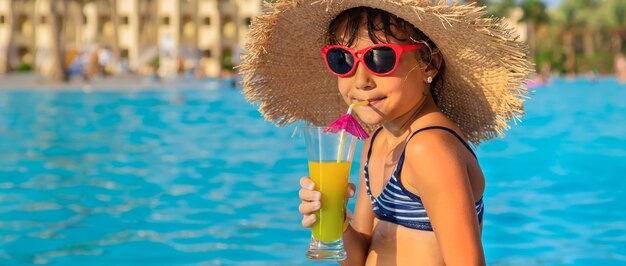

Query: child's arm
[403,131,486,266]
[340,139,375,265]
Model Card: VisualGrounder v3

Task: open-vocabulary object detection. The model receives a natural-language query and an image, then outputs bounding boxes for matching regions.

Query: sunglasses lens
[364,46,396,74]
[326,48,354,75]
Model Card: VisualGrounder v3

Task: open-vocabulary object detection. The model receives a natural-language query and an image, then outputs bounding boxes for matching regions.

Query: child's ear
[424,50,443,78]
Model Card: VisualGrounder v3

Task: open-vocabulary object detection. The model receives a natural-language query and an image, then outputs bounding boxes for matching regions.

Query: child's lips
[366,97,386,106]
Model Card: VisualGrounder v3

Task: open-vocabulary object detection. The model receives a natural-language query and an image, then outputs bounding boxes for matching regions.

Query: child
[241,1,530,265]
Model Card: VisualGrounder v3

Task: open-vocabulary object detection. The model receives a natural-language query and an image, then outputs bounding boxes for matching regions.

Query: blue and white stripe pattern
[364,127,485,231]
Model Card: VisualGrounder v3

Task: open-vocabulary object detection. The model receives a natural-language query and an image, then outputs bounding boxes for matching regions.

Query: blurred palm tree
[598,0,626,55]
[217,0,224,74]
[554,0,597,74]
[464,0,490,6]
[576,0,600,61]
[488,0,516,18]
[0,0,14,74]
[48,0,69,82]
[109,0,120,64]
[519,0,549,63]
[554,0,585,75]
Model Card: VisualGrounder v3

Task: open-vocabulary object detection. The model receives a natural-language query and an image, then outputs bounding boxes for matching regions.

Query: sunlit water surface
[0,78,625,265]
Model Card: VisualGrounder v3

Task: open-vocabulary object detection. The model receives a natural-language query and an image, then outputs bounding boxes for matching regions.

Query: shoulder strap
[393,126,477,177]
[405,126,476,158]
[366,127,384,161]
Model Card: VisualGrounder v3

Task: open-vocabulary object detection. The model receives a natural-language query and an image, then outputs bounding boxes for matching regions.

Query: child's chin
[357,116,383,126]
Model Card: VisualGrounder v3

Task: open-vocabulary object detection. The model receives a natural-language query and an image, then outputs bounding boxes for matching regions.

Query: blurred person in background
[616,54,626,83]
[98,46,112,76]
[539,64,551,86]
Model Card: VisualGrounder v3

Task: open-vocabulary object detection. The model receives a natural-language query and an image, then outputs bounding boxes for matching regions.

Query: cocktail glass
[303,125,358,261]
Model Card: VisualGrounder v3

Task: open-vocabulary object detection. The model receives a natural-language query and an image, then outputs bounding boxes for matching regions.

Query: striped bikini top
[364,126,485,231]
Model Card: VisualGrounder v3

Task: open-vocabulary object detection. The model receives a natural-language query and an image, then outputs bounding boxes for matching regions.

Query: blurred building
[0,0,262,77]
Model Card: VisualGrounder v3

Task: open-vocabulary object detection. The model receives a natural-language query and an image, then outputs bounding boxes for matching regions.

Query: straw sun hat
[240,0,532,145]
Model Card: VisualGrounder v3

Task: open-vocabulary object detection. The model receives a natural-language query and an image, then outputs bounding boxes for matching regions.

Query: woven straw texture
[240,0,532,145]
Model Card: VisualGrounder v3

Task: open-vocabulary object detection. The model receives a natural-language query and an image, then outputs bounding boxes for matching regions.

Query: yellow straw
[336,101,369,163]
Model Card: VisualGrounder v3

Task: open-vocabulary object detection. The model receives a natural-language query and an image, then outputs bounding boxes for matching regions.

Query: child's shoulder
[400,127,474,193]
[404,126,473,163]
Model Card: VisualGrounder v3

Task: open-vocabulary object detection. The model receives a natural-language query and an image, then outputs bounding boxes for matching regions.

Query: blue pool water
[0,78,625,265]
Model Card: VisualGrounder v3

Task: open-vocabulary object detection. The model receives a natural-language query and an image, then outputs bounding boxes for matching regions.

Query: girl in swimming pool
[241,1,530,265]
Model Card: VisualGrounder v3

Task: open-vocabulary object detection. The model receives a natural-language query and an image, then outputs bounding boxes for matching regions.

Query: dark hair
[326,7,445,104]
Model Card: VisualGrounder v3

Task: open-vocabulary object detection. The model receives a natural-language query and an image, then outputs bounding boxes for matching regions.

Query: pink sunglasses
[321,43,424,77]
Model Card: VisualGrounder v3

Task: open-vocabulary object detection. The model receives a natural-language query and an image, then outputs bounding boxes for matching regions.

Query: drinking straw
[336,101,369,163]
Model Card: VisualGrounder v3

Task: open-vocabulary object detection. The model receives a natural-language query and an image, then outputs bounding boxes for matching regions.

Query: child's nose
[353,62,375,91]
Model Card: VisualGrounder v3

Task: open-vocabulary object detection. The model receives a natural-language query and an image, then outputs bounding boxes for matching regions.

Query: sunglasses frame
[321,43,423,77]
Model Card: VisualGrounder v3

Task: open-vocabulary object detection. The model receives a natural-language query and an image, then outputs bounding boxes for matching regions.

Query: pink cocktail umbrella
[324,101,369,163]
[323,101,370,139]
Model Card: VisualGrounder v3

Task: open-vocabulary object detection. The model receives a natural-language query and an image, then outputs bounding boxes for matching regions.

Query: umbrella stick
[335,101,367,163]
[337,129,346,163]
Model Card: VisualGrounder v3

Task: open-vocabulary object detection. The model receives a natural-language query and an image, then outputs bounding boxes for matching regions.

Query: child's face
[334,24,429,126]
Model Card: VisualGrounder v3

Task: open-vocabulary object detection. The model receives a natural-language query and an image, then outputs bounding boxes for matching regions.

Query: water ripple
[1,79,625,265]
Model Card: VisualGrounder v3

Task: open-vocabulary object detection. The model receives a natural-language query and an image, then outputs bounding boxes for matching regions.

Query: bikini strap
[405,126,477,158]
[366,127,384,162]
[393,126,477,177]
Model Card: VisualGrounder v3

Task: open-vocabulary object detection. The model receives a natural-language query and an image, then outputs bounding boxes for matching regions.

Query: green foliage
[488,0,516,17]
[597,0,626,31]
[489,0,624,74]
[15,62,32,72]
[577,51,615,74]
[519,0,549,25]
[463,0,490,6]
[536,49,565,74]
[151,56,160,68]
[553,0,598,29]
[222,49,234,71]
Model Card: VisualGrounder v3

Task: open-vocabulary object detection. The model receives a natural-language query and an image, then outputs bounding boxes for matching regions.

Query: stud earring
[426,76,433,83]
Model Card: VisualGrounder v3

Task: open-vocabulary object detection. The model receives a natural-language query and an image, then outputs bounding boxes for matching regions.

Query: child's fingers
[345,182,356,204]
[299,201,321,215]
[347,183,356,198]
[299,188,321,202]
[299,176,315,190]
[301,214,317,228]
[299,176,319,228]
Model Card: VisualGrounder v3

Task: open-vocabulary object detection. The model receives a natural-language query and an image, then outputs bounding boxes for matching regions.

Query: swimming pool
[0,78,624,265]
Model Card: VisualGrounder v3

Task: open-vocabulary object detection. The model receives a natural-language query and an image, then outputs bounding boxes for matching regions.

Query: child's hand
[298,176,356,228]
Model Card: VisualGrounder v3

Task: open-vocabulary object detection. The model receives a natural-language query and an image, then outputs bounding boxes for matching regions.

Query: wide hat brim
[240,0,531,145]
